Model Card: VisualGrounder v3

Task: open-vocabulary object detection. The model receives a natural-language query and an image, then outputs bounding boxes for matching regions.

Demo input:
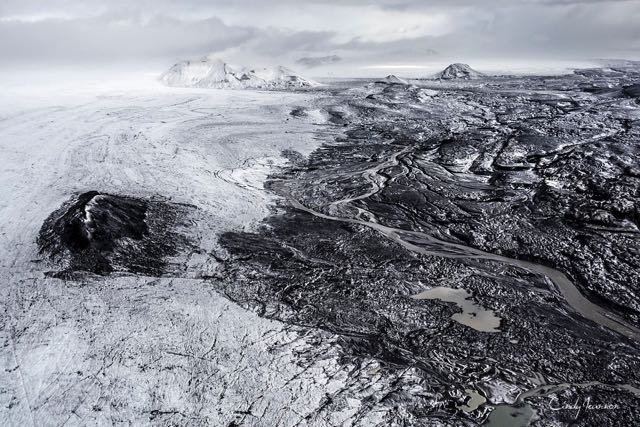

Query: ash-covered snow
[160,56,320,90]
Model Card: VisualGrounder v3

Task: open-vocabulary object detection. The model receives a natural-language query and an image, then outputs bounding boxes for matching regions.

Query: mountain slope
[161,57,319,89]
[434,63,484,80]
[379,75,409,85]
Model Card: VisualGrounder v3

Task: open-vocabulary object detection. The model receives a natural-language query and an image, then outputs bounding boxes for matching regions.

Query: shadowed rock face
[38,191,193,276]
[624,83,640,98]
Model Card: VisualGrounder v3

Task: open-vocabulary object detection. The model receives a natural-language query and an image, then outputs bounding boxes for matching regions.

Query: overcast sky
[1,0,639,74]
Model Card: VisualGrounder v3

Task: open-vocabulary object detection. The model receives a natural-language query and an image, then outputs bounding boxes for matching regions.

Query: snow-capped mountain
[434,63,485,80]
[252,65,319,88]
[160,57,320,89]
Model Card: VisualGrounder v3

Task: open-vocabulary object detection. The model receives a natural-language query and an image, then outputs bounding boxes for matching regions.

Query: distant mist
[1,0,639,75]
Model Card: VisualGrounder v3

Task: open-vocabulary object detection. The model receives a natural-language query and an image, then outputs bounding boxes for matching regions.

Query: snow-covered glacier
[160,56,320,89]
[0,82,394,426]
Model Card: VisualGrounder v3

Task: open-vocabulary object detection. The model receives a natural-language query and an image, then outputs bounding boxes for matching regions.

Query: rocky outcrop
[435,63,484,80]
[378,74,408,85]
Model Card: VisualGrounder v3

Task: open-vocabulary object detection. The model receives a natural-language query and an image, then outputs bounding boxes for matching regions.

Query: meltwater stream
[288,198,640,341]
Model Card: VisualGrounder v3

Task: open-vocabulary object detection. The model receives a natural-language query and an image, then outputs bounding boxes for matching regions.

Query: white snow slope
[161,57,320,89]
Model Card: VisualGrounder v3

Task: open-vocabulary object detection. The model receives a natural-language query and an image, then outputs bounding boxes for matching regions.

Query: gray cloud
[0,15,255,64]
[296,55,342,68]
[0,0,638,70]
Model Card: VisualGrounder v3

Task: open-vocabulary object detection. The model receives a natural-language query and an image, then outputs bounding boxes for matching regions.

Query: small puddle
[458,389,487,412]
[412,287,501,333]
[485,403,535,427]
